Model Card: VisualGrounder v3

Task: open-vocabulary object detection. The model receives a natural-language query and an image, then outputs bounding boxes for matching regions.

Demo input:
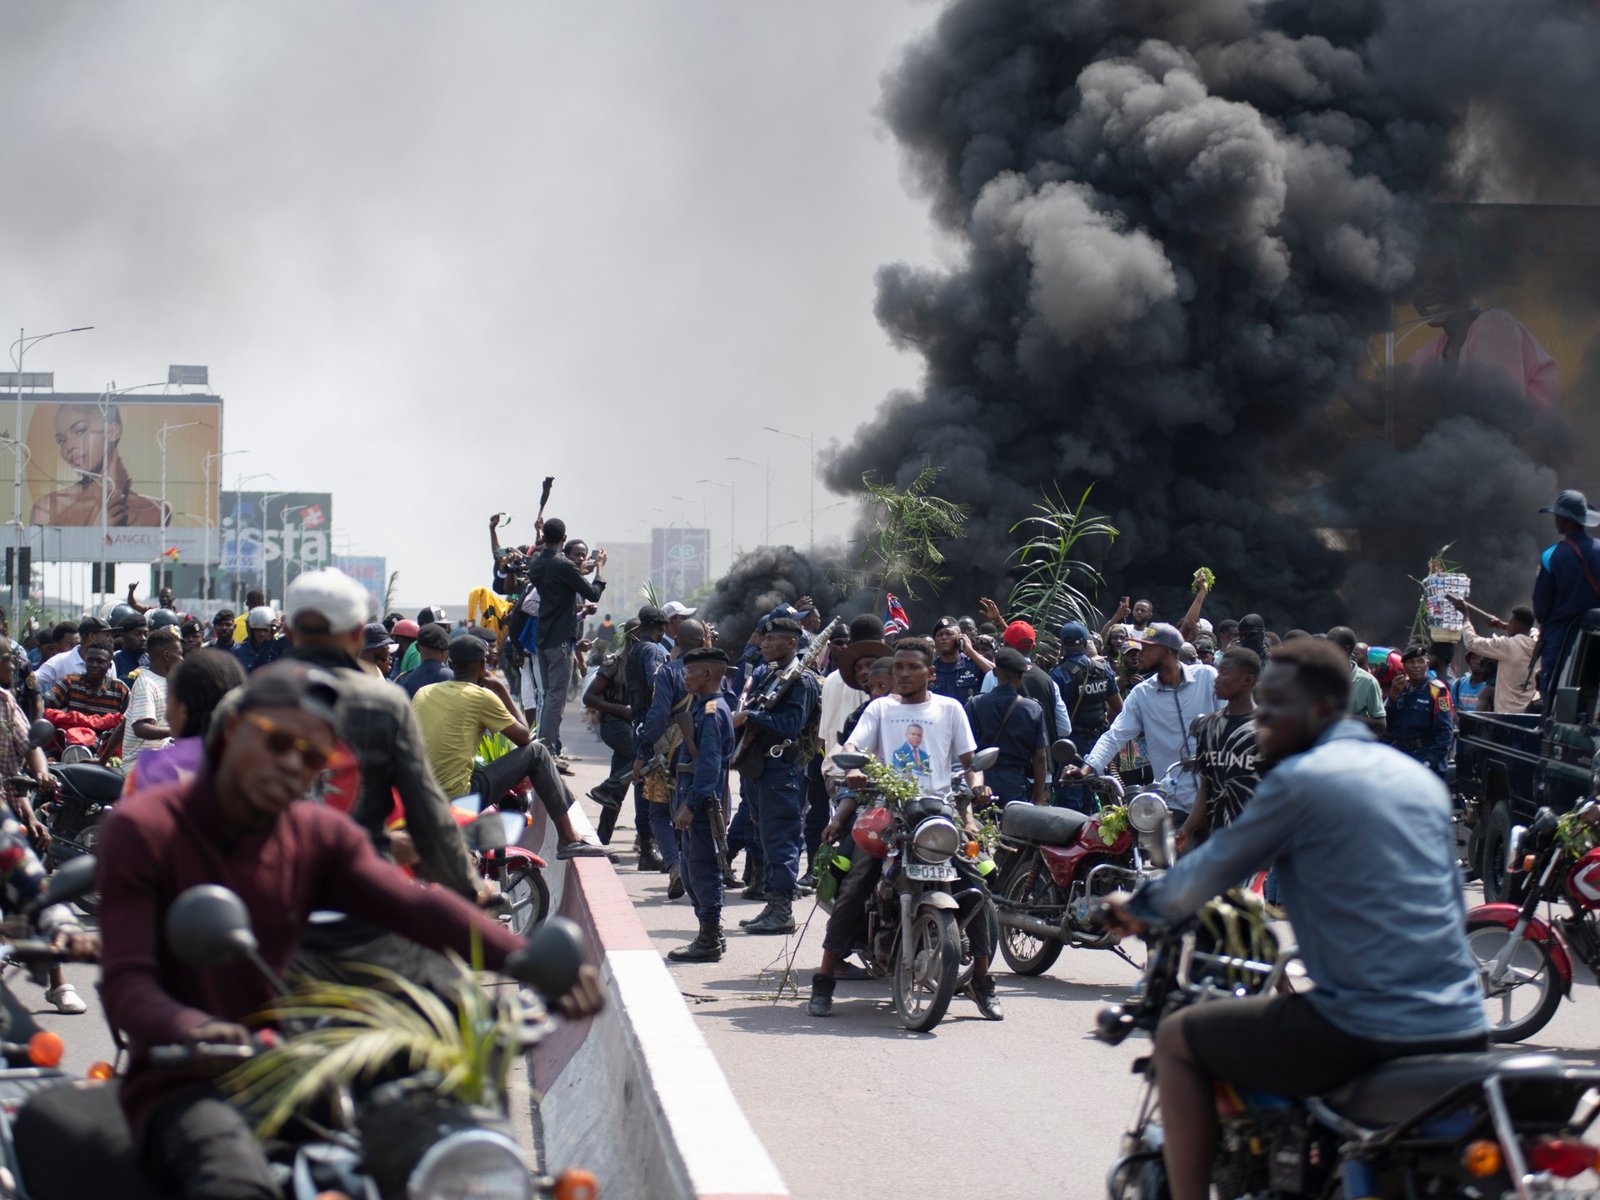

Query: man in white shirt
[1450,597,1539,714]
[1068,623,1220,815]
[807,637,1003,1022]
[34,617,119,696]
[122,627,182,765]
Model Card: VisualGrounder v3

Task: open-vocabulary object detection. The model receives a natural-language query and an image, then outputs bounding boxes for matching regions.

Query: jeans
[499,640,522,700]
[145,1087,277,1200]
[537,642,573,752]
[470,739,575,825]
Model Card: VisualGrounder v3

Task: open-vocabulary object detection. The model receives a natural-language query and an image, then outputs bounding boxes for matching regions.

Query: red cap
[392,619,421,639]
[1003,620,1036,650]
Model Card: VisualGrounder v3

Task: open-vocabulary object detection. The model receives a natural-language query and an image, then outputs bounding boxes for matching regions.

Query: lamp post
[231,473,274,606]
[278,503,311,600]
[763,425,815,549]
[257,492,285,601]
[726,456,772,547]
[696,479,735,575]
[155,419,201,592]
[6,325,93,619]
[201,450,245,604]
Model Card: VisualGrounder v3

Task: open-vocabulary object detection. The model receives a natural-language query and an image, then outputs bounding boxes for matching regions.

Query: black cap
[934,616,959,631]
[637,604,668,626]
[234,661,341,728]
[362,622,397,651]
[417,624,450,652]
[1401,644,1429,662]
[683,647,730,666]
[994,647,1028,674]
[78,617,111,636]
[766,617,803,636]
[120,613,149,631]
[448,634,489,664]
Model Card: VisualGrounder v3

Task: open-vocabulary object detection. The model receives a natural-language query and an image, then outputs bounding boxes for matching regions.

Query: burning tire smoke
[820,0,1600,633]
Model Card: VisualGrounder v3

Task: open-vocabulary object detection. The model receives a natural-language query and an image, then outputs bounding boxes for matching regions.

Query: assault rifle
[727,616,842,776]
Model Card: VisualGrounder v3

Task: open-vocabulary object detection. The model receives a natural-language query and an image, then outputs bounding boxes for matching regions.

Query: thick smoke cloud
[820,0,1600,636]
[702,545,864,649]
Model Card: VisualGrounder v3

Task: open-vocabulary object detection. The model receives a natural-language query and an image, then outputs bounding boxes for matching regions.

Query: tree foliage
[860,467,968,599]
[1007,485,1119,635]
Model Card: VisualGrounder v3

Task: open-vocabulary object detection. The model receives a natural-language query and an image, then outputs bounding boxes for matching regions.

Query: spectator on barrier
[396,624,454,699]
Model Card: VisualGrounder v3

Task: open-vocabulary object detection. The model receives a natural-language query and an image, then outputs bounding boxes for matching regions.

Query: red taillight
[1526,1139,1599,1178]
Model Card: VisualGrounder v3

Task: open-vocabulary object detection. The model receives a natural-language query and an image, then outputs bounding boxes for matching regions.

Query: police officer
[666,647,738,963]
[1533,489,1600,692]
[625,605,672,871]
[965,647,1047,807]
[1385,644,1454,776]
[733,617,819,936]
[1051,621,1121,809]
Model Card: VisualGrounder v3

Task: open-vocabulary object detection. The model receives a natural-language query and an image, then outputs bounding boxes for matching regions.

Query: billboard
[0,393,222,562]
[650,527,709,601]
[218,491,333,601]
[332,555,387,619]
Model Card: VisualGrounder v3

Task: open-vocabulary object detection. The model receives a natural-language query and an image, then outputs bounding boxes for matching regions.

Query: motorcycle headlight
[407,1129,531,1200]
[911,816,960,864]
[1127,791,1169,834]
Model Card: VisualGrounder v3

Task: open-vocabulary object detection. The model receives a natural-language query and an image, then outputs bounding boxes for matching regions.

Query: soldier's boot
[743,897,796,936]
[667,919,724,964]
[666,864,686,900]
[738,899,775,928]
[636,833,664,873]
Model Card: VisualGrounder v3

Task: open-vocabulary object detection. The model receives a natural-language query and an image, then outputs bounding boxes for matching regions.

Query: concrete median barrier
[522,802,789,1200]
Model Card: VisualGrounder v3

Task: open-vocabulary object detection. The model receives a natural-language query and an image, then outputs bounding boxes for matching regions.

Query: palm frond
[1006,484,1118,634]
[224,955,516,1137]
[860,467,969,599]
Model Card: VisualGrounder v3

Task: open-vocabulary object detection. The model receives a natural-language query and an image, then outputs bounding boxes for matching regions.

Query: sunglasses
[242,711,332,772]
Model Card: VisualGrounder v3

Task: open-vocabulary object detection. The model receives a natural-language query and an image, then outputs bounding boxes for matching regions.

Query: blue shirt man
[965,647,1047,805]
[1385,646,1453,776]
[1533,489,1600,691]
[666,647,738,963]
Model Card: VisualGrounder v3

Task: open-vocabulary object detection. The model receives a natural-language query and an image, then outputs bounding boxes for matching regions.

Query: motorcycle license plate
[903,862,957,882]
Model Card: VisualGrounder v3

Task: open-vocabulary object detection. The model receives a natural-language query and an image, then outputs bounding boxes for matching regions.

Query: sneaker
[46,984,86,1015]
[967,976,1004,1021]
[556,756,575,777]
[557,840,610,859]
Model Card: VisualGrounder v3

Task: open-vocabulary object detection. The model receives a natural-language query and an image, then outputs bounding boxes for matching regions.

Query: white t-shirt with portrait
[846,693,977,798]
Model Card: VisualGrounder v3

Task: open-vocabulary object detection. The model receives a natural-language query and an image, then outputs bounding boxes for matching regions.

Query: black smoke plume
[702,545,862,649]
[823,0,1600,638]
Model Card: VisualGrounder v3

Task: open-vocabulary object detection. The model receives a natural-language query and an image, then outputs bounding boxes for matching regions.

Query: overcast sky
[0,2,943,605]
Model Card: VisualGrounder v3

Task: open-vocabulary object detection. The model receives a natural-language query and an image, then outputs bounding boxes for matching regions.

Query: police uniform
[1386,674,1454,776]
[737,620,820,934]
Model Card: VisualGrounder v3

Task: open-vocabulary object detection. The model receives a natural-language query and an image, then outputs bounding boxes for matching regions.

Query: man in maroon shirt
[99,662,601,1200]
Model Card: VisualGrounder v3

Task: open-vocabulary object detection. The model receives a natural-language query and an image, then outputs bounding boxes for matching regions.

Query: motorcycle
[8,722,122,917]
[451,796,552,937]
[822,748,998,1033]
[1094,887,1600,1200]
[10,845,599,1200]
[991,740,1172,977]
[1466,798,1600,1042]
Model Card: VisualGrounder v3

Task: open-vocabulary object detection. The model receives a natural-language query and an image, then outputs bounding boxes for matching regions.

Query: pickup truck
[1454,609,1598,900]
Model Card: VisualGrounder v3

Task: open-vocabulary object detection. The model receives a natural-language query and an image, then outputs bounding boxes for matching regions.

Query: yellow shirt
[411,680,513,799]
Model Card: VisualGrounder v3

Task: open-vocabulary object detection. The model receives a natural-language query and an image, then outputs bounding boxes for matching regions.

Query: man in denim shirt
[1108,638,1485,1200]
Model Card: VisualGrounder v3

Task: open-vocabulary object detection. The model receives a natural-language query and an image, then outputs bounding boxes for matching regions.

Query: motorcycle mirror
[1050,739,1079,766]
[466,811,508,852]
[499,811,528,848]
[505,915,586,1000]
[28,720,56,751]
[29,855,96,914]
[1146,810,1175,870]
[832,753,869,772]
[970,747,1000,773]
[164,884,260,968]
[451,792,483,815]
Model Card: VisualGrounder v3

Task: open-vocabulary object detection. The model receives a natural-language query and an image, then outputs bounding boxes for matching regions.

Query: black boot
[666,864,685,900]
[595,804,619,845]
[738,900,774,928]
[744,897,795,935]
[807,972,836,1017]
[667,918,724,963]
[636,834,663,873]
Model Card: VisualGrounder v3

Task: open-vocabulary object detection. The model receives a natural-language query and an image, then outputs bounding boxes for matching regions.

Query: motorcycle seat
[1324,1052,1566,1128]
[13,1077,164,1200]
[52,763,124,804]
[1001,804,1093,846]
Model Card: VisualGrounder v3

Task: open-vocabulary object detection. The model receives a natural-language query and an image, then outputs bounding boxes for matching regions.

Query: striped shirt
[44,673,130,718]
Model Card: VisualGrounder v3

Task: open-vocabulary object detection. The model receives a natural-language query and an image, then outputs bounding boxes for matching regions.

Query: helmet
[247,606,277,631]
[108,603,135,628]
[851,805,894,860]
[148,608,182,630]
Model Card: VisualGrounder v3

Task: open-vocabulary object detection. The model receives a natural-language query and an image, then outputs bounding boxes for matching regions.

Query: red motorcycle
[450,801,551,936]
[1466,797,1600,1042]
[990,743,1174,976]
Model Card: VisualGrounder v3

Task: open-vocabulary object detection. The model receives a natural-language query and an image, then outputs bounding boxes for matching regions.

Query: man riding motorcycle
[1104,638,1485,1200]
[98,662,604,1200]
[807,637,1002,1021]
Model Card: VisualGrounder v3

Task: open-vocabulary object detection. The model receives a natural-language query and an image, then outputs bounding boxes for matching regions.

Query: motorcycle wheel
[1108,1142,1168,1200]
[956,898,999,992]
[893,908,959,1033]
[1467,917,1563,1043]
[999,866,1064,976]
[71,822,102,916]
[497,864,551,938]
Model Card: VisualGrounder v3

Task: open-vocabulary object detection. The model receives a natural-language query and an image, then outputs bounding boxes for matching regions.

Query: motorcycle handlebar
[147,1032,278,1068]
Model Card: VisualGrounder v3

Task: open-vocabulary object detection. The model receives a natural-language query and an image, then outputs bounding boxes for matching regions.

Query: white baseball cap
[661,601,698,618]
[285,568,370,634]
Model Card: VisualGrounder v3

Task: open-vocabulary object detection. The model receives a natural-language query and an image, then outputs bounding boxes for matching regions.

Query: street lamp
[6,325,93,619]
[695,479,735,576]
[278,503,312,600]
[201,450,246,603]
[231,473,274,606]
[763,425,816,549]
[257,492,285,600]
[726,456,772,547]
[155,419,201,592]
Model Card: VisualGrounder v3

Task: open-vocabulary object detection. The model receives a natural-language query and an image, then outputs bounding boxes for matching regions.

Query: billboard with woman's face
[0,393,221,561]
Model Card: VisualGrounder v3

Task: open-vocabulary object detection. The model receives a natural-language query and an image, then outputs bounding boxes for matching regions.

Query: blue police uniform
[964,684,1046,805]
[740,659,819,900]
[1386,678,1454,775]
[1534,531,1600,690]
[931,653,982,704]
[674,693,736,924]
[637,658,688,873]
